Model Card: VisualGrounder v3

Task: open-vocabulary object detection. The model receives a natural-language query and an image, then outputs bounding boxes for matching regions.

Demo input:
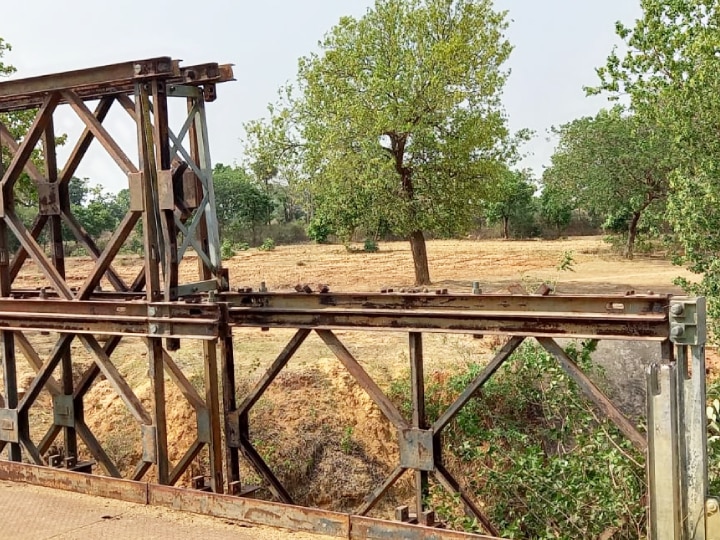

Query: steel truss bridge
[0,58,713,540]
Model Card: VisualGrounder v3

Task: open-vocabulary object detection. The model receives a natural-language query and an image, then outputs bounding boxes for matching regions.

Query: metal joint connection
[669,297,707,345]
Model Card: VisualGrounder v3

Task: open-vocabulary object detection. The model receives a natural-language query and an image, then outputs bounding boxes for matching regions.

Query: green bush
[389,341,646,539]
[258,238,276,251]
[363,238,379,253]
[220,240,235,260]
[307,216,332,244]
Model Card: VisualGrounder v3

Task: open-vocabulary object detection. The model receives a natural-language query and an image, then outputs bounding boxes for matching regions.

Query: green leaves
[212,164,276,245]
[245,0,520,282]
[543,106,672,257]
[591,0,720,337]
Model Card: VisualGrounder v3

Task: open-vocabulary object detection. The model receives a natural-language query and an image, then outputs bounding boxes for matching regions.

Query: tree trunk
[503,217,510,240]
[626,211,641,260]
[409,230,431,285]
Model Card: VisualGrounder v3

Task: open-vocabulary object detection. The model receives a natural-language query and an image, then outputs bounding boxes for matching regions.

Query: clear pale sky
[1,0,641,192]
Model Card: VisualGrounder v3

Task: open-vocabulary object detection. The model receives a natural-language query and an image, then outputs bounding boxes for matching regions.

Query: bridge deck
[0,480,330,539]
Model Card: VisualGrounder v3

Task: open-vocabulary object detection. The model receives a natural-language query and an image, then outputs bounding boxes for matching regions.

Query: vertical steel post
[409,332,428,519]
[670,298,709,540]
[187,93,224,492]
[43,118,77,462]
[647,362,682,539]
[136,82,169,484]
[0,137,19,461]
[409,333,428,517]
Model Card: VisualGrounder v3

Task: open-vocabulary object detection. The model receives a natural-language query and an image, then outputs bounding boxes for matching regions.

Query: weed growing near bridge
[390,341,646,539]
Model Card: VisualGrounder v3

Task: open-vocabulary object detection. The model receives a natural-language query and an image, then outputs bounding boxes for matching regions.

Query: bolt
[207,290,216,303]
[472,282,481,295]
[259,281,267,293]
[670,324,685,339]
[149,324,159,335]
[707,498,719,516]
[670,303,685,317]
[148,307,157,317]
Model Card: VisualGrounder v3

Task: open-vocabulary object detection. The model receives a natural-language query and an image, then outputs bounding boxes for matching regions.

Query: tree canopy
[213,164,276,245]
[591,0,720,334]
[483,168,537,240]
[543,106,673,258]
[246,0,521,284]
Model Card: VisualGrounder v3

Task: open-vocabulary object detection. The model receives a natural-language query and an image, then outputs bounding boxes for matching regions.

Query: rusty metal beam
[433,336,525,434]
[0,62,234,112]
[0,298,219,339]
[0,57,175,107]
[316,329,409,430]
[1,93,60,192]
[230,306,669,340]
[0,460,500,539]
[224,291,669,316]
[236,329,310,414]
[434,463,499,537]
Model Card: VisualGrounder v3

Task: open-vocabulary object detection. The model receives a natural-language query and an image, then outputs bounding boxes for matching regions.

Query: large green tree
[543,106,673,258]
[246,0,520,284]
[213,164,275,245]
[483,168,537,240]
[591,0,720,332]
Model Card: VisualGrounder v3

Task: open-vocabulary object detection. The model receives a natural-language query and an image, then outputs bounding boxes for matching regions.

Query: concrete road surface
[0,480,332,539]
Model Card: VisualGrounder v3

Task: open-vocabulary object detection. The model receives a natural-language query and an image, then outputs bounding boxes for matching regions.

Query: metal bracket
[172,280,218,298]
[669,297,706,346]
[225,410,241,448]
[197,408,211,444]
[0,408,18,444]
[37,182,61,215]
[157,169,175,210]
[399,429,435,472]
[52,395,75,428]
[168,84,202,99]
[128,172,144,211]
[141,424,157,463]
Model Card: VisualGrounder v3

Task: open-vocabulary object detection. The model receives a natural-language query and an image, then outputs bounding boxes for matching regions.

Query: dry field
[5,237,701,515]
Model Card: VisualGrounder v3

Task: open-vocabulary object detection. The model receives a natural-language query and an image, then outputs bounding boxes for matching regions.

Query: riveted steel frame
[0,59,711,540]
[223,291,672,537]
[0,58,230,492]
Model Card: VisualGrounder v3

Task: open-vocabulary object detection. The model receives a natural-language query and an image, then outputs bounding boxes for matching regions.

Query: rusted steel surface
[0,59,235,112]
[149,484,350,538]
[224,291,670,315]
[0,57,230,496]
[228,305,669,339]
[0,460,499,540]
[538,337,647,451]
[0,299,219,338]
[0,461,148,504]
[349,516,503,540]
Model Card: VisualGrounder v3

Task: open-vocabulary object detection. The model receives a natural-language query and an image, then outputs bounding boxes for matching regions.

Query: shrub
[307,216,332,244]
[258,238,276,251]
[220,240,235,260]
[363,238,379,253]
[389,340,646,538]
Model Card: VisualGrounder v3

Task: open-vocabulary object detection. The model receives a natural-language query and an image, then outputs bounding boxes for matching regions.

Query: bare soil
[5,237,704,517]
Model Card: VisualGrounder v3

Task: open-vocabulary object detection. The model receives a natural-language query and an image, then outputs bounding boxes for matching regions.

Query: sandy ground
[12,236,695,295]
